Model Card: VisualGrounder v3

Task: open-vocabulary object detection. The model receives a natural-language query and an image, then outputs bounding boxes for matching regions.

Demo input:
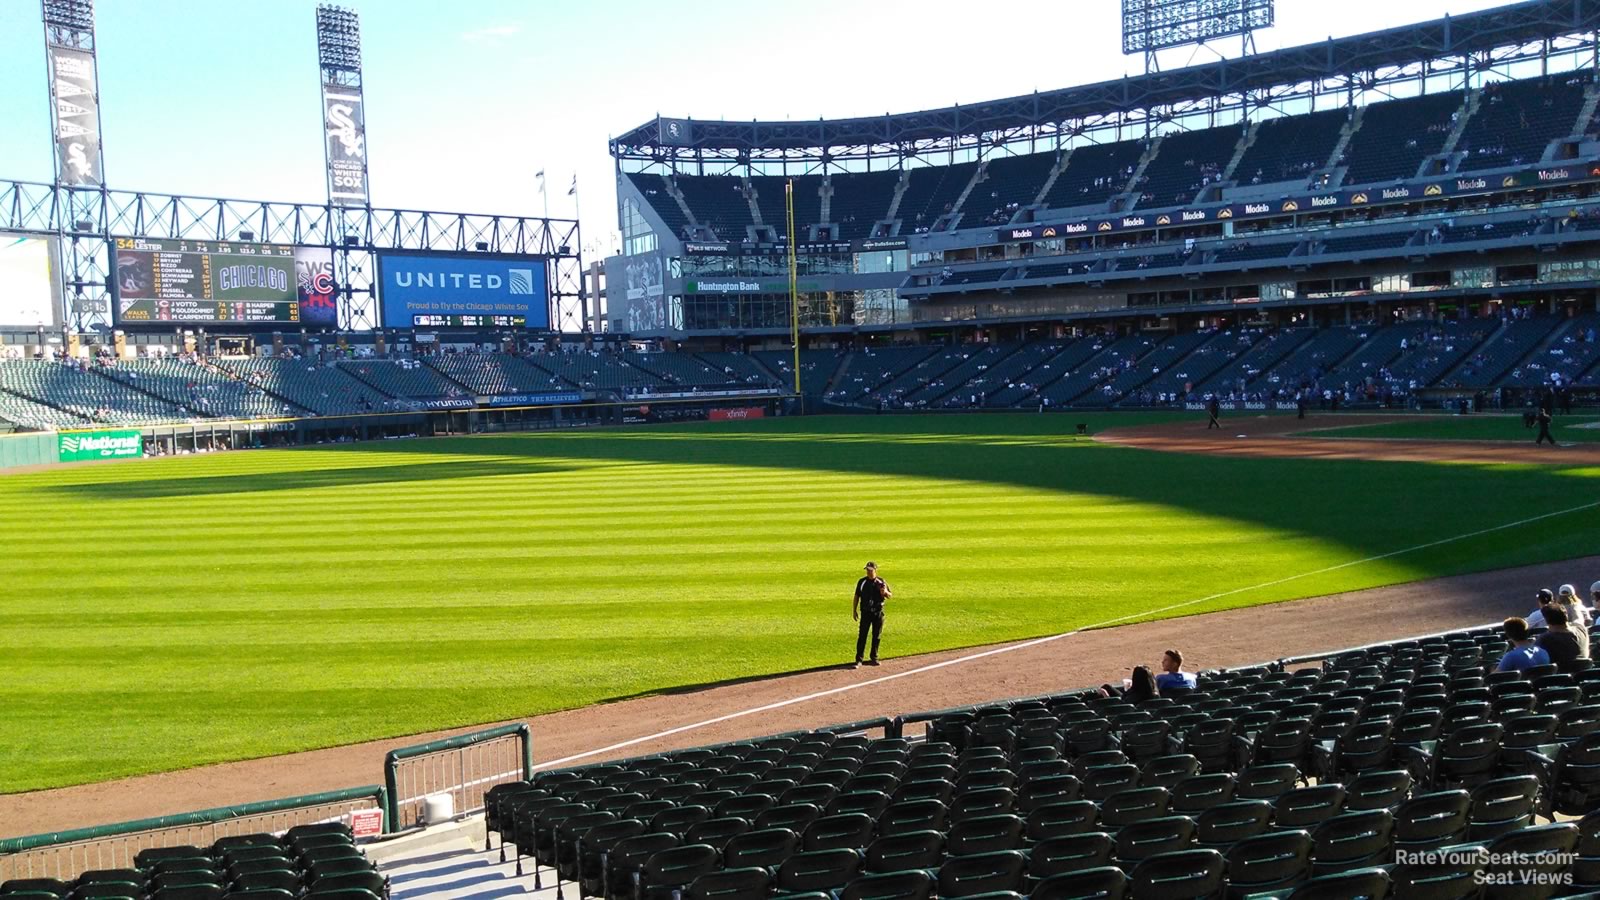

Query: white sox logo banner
[48,46,102,187]
[323,88,369,207]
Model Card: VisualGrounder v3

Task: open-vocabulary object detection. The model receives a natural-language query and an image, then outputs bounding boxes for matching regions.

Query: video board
[112,238,336,326]
[0,235,61,328]
[377,251,549,329]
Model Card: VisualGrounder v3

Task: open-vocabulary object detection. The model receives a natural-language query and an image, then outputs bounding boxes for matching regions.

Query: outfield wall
[0,394,793,472]
[0,432,55,469]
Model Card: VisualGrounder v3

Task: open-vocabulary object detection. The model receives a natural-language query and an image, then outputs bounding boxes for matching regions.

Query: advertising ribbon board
[58,430,142,462]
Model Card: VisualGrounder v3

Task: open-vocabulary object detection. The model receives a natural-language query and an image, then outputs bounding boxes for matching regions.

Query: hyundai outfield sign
[58,430,142,462]
[378,252,550,329]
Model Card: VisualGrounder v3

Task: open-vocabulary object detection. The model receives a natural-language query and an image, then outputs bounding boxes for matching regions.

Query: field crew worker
[852,562,892,668]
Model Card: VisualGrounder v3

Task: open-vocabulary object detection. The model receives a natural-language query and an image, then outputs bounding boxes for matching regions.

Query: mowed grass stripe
[1,413,1595,794]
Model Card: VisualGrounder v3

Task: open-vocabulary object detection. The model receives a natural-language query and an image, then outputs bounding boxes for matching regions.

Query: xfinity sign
[378,252,550,329]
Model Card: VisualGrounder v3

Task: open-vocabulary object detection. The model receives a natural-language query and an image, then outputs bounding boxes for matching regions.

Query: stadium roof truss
[0,179,584,332]
[612,0,1600,172]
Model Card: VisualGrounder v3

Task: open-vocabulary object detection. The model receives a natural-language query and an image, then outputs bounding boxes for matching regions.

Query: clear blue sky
[0,0,1511,259]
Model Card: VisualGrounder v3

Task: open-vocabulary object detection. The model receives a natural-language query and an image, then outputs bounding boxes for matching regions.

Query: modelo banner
[377,252,550,329]
[58,430,142,462]
[998,161,1600,242]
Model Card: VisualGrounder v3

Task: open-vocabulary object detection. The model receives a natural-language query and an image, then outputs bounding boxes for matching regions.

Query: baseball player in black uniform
[1536,406,1557,446]
[852,562,892,668]
[1206,396,1221,430]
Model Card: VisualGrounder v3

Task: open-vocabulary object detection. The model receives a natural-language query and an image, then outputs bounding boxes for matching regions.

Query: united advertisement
[377,252,550,329]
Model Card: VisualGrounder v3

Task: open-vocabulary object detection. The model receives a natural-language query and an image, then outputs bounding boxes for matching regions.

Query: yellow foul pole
[787,179,801,411]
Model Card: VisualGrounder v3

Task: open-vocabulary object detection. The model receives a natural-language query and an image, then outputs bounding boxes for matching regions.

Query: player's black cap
[1538,588,1555,603]
[864,561,877,570]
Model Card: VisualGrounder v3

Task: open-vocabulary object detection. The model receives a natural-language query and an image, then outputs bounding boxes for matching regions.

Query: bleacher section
[750,176,823,239]
[640,75,1597,249]
[97,358,299,419]
[1095,332,1210,406]
[970,154,1058,226]
[1036,334,1151,407]
[484,621,1600,900]
[898,343,1021,408]
[1441,316,1565,388]
[984,340,1103,408]
[1257,326,1372,400]
[753,350,846,396]
[1197,328,1318,396]
[1041,141,1144,211]
[1212,241,1300,264]
[868,347,972,409]
[0,360,195,425]
[1137,330,1261,402]
[1340,90,1464,185]
[1509,313,1600,387]
[340,360,471,402]
[827,346,939,405]
[627,172,692,240]
[428,352,564,395]
[1317,323,1424,394]
[1318,230,1416,256]
[1133,126,1244,209]
[0,822,383,900]
[828,171,901,240]
[696,352,785,389]
[1457,77,1591,172]
[0,390,91,430]
[624,352,757,391]
[2,317,1593,432]
[676,175,754,240]
[524,351,660,393]
[1377,319,1498,392]
[899,163,979,233]
[214,358,400,416]
[1234,108,1349,186]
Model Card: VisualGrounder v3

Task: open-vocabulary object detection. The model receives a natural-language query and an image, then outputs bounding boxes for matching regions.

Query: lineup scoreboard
[113,237,305,324]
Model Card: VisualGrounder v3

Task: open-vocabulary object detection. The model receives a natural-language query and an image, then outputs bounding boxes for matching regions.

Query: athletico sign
[58,430,142,462]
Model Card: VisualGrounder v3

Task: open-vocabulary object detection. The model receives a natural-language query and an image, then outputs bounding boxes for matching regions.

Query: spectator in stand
[1497,617,1551,672]
[1527,588,1556,629]
[1539,604,1583,672]
[1126,665,1159,702]
[1156,649,1196,694]
[1557,583,1592,657]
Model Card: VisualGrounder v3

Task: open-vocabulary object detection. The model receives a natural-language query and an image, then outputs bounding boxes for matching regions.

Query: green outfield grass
[1304,413,1600,443]
[1,412,1597,798]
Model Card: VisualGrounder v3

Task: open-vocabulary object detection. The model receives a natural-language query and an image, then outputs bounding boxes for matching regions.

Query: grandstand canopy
[611,0,1599,159]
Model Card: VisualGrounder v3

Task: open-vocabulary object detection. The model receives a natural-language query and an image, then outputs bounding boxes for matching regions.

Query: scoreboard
[113,237,312,324]
[410,314,528,328]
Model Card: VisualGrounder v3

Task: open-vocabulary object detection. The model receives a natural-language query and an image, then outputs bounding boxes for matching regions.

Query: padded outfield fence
[0,785,387,883]
[385,724,534,830]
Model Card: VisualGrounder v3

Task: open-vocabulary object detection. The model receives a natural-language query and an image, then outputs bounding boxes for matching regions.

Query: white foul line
[534,498,1600,771]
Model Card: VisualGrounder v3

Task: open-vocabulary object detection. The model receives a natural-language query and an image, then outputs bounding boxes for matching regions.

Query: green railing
[0,785,388,883]
[384,724,533,831]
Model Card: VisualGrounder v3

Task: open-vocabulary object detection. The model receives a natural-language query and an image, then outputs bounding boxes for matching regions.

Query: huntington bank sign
[58,430,142,462]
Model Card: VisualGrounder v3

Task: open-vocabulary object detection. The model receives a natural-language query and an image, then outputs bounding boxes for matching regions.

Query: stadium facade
[604,0,1600,341]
